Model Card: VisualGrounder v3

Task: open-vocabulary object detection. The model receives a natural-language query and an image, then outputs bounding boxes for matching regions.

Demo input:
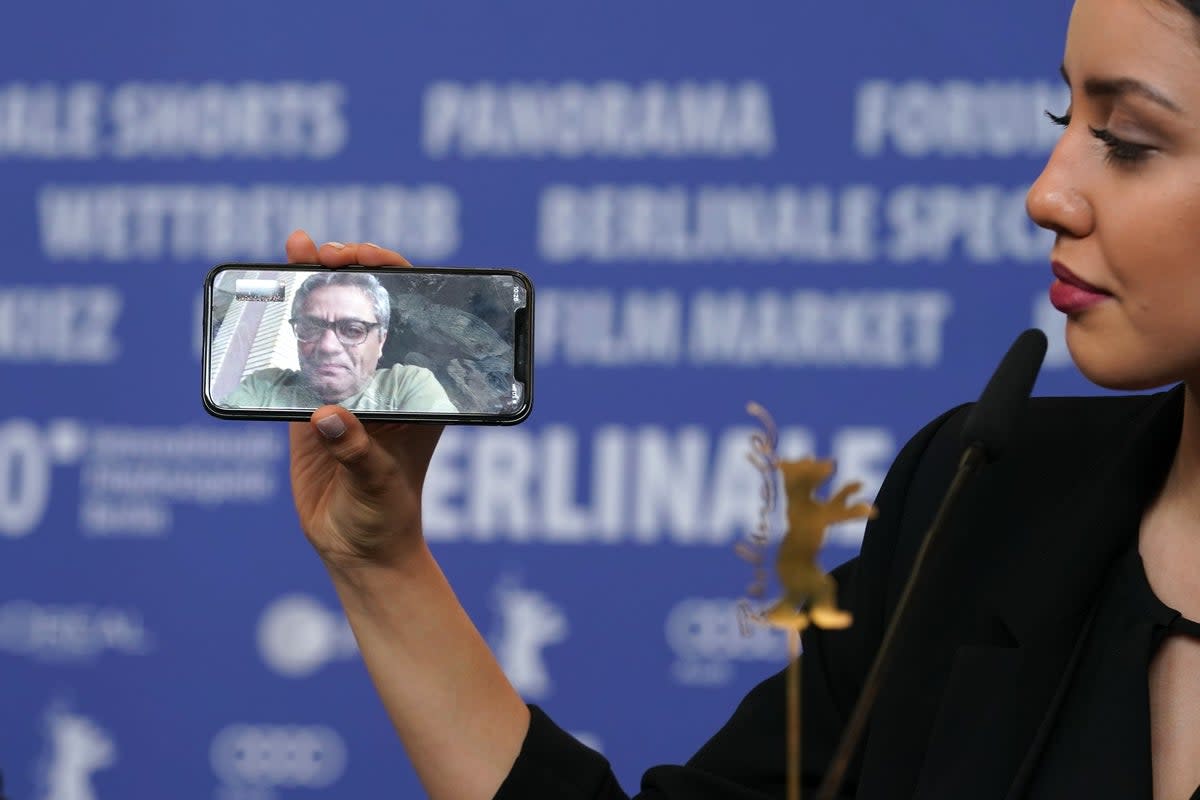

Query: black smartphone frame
[201,263,534,425]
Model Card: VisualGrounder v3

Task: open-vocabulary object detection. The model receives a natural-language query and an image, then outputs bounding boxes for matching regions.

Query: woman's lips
[1049,262,1113,314]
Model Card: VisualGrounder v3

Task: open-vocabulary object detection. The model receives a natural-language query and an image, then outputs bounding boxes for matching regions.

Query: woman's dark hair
[1176,0,1200,21]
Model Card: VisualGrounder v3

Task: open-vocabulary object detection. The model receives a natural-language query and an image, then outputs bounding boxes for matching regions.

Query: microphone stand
[814,328,1046,800]
[813,445,984,800]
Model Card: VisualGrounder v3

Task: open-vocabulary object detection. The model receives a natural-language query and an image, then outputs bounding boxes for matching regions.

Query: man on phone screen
[221,272,458,413]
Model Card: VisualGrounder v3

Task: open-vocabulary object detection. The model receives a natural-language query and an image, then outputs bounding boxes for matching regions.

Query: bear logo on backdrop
[489,577,569,701]
[35,702,116,800]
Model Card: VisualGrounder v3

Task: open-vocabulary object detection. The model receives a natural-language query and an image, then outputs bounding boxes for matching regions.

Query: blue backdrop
[1,1,1102,797]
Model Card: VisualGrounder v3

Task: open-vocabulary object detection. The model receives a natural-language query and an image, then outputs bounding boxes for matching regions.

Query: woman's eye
[1044,109,1071,127]
[1088,126,1153,166]
[1043,108,1153,166]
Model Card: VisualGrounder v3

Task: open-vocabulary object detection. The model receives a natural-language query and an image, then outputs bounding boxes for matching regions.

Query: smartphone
[202,264,533,424]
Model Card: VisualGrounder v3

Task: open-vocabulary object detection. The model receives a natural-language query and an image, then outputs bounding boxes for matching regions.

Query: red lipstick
[1049,261,1112,314]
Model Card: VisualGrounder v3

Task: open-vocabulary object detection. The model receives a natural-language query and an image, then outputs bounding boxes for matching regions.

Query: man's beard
[301,361,361,403]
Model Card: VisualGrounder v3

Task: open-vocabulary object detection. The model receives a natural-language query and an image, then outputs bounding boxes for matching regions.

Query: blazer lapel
[909,386,1183,800]
[910,607,1097,800]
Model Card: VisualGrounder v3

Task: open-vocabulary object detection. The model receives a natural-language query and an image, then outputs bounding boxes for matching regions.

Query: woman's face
[1027,0,1200,390]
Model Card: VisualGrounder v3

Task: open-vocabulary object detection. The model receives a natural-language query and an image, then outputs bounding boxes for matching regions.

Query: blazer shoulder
[861,390,1170,599]
[906,391,1165,479]
[1024,391,1163,433]
[849,389,1170,565]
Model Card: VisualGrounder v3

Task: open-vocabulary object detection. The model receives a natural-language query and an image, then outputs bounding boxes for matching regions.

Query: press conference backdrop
[1,1,1101,796]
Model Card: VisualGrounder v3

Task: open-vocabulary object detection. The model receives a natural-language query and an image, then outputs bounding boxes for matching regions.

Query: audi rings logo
[210,724,347,788]
[665,598,788,687]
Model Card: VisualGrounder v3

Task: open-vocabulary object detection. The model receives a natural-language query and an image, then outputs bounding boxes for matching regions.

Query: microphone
[814,329,1048,800]
[959,329,1050,463]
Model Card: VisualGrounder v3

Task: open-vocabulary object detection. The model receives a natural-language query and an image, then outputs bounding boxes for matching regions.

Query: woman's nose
[1025,135,1093,240]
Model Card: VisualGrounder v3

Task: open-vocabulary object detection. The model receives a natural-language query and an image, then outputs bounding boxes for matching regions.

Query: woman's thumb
[309,406,394,488]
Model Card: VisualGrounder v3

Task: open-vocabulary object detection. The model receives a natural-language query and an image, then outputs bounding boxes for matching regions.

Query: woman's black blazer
[498,385,1184,799]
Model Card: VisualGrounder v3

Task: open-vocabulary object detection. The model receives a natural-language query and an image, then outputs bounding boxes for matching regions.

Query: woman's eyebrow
[1060,63,1183,114]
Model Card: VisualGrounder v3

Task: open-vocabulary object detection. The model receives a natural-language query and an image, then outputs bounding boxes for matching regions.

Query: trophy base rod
[788,629,802,800]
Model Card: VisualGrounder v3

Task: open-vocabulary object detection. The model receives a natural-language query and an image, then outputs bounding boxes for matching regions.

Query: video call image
[206,268,526,416]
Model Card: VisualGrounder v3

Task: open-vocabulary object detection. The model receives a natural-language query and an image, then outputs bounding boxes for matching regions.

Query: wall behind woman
[0,0,1099,796]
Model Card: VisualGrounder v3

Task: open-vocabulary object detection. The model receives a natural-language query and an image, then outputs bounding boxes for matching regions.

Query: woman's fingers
[285,230,412,269]
[286,229,320,263]
[317,241,360,267]
[357,242,412,267]
[319,241,413,268]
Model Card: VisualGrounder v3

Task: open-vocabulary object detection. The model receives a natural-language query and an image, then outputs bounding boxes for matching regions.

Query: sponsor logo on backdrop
[0,601,152,662]
[0,418,283,539]
[666,597,790,687]
[210,724,346,793]
[36,702,116,800]
[256,594,357,678]
[489,578,568,700]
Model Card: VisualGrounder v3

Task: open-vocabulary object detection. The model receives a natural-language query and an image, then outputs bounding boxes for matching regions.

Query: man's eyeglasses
[290,316,382,346]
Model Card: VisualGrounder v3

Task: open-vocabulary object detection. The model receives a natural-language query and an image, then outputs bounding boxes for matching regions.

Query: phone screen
[202,265,532,424]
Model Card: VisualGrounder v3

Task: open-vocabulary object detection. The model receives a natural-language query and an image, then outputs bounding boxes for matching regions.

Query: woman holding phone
[284,0,1200,796]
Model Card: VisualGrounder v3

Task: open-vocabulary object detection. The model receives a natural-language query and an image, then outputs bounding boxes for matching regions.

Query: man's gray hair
[292,272,392,332]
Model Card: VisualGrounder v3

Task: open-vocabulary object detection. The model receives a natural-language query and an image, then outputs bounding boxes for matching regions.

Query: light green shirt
[221,364,459,413]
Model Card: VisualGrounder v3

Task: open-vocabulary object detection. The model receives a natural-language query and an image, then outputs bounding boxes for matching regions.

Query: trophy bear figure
[762,457,878,631]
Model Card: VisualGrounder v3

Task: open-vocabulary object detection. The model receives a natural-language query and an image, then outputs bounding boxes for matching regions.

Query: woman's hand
[281,232,533,800]
[284,230,444,569]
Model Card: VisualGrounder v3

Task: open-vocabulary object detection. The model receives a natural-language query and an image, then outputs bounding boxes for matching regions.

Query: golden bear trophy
[737,402,877,800]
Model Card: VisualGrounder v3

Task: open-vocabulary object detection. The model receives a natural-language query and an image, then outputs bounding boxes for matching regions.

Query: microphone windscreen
[960,328,1048,462]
